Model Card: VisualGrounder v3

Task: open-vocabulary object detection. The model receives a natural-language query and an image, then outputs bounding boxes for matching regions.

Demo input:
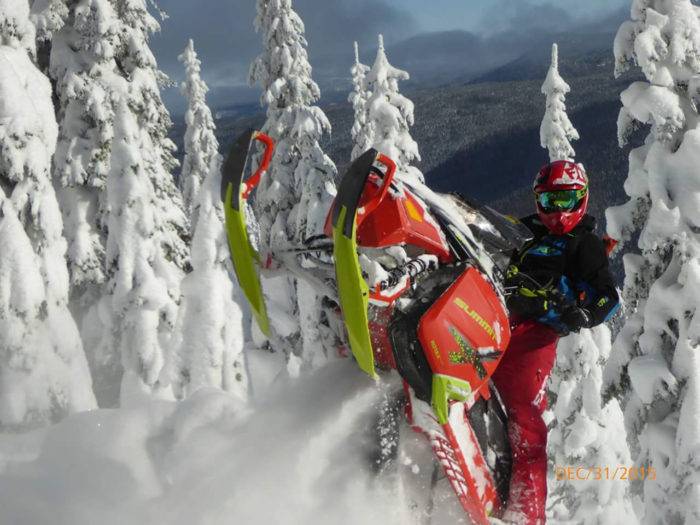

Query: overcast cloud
[152,0,629,113]
[153,0,416,89]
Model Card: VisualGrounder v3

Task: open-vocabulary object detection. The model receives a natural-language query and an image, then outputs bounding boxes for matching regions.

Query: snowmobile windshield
[536,188,587,212]
[443,194,533,274]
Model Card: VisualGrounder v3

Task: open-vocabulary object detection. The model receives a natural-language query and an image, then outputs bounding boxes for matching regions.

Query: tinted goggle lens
[537,188,586,211]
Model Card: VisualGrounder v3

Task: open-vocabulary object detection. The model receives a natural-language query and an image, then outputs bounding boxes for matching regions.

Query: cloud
[151,0,417,106]
[477,0,573,36]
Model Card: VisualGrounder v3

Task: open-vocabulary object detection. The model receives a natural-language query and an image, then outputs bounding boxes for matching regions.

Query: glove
[506,286,550,318]
[560,305,592,332]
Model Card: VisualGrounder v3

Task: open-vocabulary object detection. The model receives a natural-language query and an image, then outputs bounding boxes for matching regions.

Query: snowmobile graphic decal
[453,297,498,343]
[448,326,491,375]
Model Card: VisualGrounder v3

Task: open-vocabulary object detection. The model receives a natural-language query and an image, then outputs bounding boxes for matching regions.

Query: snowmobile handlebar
[356,153,397,225]
[241,131,274,201]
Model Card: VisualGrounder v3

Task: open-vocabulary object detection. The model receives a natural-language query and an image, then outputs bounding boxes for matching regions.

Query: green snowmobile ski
[221,129,275,336]
[221,132,393,380]
[329,148,394,380]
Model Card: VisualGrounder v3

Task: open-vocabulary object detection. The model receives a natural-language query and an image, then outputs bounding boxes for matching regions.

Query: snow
[605,1,700,522]
[173,38,248,400]
[178,39,219,222]
[539,44,635,522]
[365,34,422,186]
[0,362,455,525]
[349,41,372,161]
[249,0,340,367]
[540,43,579,163]
[547,328,636,524]
[49,0,189,405]
[0,34,95,429]
[0,0,36,54]
[30,0,67,42]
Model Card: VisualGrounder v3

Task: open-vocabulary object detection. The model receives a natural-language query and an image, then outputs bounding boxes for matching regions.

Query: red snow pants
[491,320,559,525]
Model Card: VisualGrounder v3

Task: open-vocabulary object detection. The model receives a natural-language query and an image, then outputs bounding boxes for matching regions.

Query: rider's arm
[573,233,620,327]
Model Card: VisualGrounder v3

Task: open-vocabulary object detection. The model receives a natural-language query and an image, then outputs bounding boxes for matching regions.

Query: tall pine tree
[605,1,700,522]
[50,0,188,405]
[0,0,95,429]
[541,43,635,523]
[349,41,371,162]
[249,0,339,369]
[540,43,579,162]
[178,39,218,222]
[365,34,422,186]
[174,39,248,400]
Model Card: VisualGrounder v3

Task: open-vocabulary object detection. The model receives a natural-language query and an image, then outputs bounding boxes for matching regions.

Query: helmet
[533,160,589,235]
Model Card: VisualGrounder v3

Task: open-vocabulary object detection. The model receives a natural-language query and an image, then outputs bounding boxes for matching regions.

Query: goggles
[536,188,587,212]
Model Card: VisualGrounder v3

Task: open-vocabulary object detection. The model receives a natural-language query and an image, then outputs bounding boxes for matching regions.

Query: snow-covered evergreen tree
[0,0,96,429]
[541,43,579,163]
[178,39,218,222]
[365,34,422,185]
[539,44,635,522]
[50,0,188,405]
[102,98,184,405]
[547,329,636,523]
[174,39,248,400]
[349,41,372,161]
[605,1,700,522]
[29,0,67,42]
[249,0,339,367]
[1,0,36,53]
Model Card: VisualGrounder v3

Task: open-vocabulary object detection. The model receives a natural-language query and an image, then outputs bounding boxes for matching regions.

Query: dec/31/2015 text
[554,466,656,481]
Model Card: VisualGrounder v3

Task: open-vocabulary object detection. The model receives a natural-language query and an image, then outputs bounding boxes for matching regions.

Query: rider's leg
[492,320,559,525]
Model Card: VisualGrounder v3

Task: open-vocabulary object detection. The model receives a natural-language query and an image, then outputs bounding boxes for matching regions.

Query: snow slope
[0,357,468,525]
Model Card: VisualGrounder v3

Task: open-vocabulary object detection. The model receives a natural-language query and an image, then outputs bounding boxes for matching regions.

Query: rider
[493,160,619,524]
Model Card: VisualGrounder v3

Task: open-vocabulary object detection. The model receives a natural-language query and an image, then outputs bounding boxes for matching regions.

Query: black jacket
[508,214,619,328]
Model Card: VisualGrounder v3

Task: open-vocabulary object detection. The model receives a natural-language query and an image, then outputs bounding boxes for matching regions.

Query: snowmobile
[221,130,533,524]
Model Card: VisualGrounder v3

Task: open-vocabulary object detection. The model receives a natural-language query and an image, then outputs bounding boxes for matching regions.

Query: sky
[152,0,630,112]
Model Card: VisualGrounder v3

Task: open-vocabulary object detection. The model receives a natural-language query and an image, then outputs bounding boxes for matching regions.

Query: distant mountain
[375,30,517,87]
[472,31,617,84]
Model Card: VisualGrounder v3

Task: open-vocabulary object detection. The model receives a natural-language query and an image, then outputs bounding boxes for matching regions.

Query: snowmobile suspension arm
[376,256,438,292]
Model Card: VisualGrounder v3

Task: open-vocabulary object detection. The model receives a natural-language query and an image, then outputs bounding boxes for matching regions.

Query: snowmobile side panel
[357,185,452,262]
[418,267,511,417]
[221,130,274,336]
[332,149,382,379]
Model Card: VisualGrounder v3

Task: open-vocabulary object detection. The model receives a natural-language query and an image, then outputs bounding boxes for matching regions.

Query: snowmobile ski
[221,129,275,336]
[331,149,397,379]
[407,386,502,525]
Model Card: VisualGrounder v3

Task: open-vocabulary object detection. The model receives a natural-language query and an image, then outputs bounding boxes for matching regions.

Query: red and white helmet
[533,160,589,235]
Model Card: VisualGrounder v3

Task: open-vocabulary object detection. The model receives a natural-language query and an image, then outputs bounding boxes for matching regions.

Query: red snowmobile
[221,130,533,524]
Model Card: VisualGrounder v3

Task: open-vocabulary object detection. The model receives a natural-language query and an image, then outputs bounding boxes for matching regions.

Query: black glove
[560,306,593,332]
[506,287,550,318]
